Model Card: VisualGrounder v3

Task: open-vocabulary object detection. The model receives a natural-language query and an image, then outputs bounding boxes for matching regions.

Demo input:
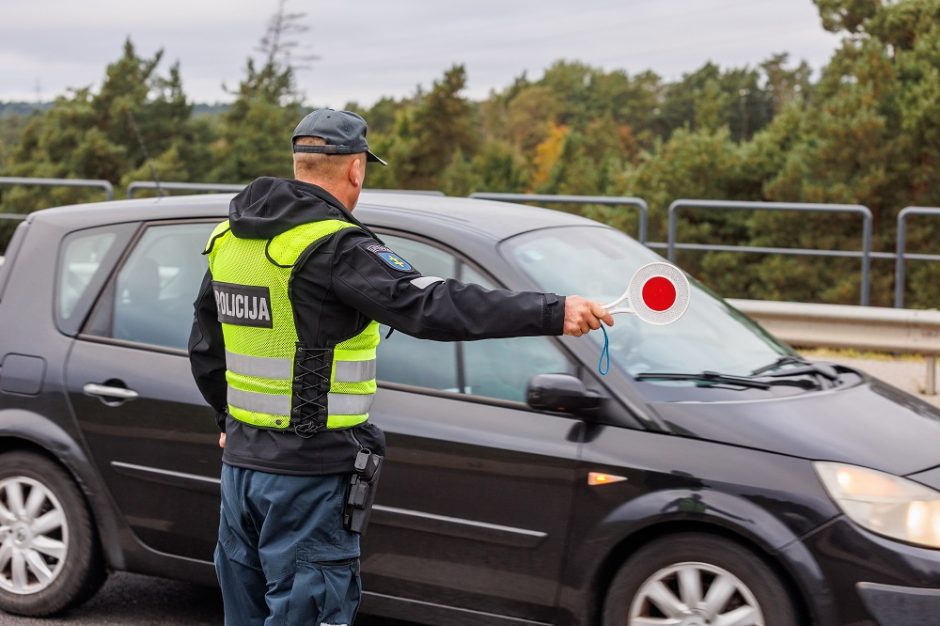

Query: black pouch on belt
[344,448,383,534]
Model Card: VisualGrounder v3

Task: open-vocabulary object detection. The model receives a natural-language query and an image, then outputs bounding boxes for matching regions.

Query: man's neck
[296,176,352,211]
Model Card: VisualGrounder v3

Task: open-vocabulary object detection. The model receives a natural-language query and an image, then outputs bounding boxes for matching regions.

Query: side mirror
[526,374,601,414]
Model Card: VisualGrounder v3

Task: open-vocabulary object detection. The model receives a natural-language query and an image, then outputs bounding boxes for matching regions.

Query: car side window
[375,233,573,403]
[56,224,136,335]
[58,230,117,322]
[376,234,460,391]
[86,223,215,350]
[460,264,574,402]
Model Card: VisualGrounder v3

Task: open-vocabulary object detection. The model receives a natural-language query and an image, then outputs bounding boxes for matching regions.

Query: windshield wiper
[636,371,771,389]
[750,355,810,376]
[752,356,841,384]
[763,363,840,381]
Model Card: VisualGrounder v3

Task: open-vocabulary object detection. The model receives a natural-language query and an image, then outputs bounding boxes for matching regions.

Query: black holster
[343,448,383,534]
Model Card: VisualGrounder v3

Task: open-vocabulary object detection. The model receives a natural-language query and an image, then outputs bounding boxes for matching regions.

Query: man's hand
[564,296,614,336]
[219,433,226,449]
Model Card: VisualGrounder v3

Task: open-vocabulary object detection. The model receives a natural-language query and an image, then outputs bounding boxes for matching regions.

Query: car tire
[0,451,106,616]
[603,532,798,626]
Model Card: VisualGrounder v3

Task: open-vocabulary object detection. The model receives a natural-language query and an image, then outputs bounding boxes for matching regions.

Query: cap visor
[366,150,387,166]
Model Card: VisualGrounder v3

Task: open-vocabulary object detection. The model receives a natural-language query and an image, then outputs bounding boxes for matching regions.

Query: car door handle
[83,383,139,401]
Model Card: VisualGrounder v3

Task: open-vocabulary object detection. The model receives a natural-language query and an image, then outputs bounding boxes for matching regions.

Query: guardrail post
[861,211,872,307]
[470,193,649,244]
[927,356,937,395]
[894,207,940,308]
[667,201,678,262]
[896,209,910,308]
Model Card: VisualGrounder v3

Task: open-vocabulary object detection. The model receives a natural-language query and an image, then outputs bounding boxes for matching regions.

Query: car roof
[28,190,600,242]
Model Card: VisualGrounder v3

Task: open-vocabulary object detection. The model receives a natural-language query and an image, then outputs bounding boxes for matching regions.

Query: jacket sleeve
[331,233,566,340]
[188,269,228,430]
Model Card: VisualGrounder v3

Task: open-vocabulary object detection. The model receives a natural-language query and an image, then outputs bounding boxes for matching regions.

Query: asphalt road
[0,572,412,626]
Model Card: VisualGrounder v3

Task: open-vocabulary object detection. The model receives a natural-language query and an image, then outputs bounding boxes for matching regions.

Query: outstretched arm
[331,234,611,340]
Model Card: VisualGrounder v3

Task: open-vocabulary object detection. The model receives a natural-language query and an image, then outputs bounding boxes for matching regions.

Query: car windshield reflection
[500,225,791,378]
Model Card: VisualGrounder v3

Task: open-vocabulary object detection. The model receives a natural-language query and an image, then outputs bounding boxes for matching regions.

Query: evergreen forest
[1,0,939,307]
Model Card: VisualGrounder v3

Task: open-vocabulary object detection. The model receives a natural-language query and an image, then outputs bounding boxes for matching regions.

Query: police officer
[188,108,613,626]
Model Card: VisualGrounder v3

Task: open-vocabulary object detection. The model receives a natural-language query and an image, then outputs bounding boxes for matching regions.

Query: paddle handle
[603,288,632,316]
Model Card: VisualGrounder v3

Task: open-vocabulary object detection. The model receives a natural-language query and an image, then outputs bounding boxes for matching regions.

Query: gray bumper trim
[857,581,940,626]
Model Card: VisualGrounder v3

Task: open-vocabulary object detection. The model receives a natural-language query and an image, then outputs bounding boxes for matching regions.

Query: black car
[0,192,938,625]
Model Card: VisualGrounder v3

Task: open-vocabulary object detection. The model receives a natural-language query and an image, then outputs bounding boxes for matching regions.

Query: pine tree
[2,39,205,210]
[208,0,313,182]
[393,65,478,190]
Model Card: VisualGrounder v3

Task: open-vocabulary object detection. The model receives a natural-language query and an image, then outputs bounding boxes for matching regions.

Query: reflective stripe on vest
[225,350,292,379]
[207,218,381,432]
[226,388,375,417]
[334,359,377,383]
[225,350,376,383]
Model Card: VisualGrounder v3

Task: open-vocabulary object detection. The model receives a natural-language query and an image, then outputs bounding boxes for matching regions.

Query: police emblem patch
[377,251,413,271]
[364,243,414,272]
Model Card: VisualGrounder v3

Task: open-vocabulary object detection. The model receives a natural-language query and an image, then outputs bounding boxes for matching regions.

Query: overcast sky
[0,0,842,107]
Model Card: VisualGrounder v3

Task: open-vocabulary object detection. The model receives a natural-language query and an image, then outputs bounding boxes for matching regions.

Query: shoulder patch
[365,243,413,272]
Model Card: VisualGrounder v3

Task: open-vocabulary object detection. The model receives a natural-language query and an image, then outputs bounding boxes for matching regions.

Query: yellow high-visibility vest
[205,219,379,433]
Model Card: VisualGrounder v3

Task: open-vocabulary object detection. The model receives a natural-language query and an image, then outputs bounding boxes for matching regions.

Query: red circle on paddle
[641,276,677,312]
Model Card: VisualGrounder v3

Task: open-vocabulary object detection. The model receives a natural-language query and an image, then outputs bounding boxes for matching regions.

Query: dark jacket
[189,177,566,475]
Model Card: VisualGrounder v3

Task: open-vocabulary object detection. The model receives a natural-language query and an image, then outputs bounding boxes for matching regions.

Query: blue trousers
[215,464,361,626]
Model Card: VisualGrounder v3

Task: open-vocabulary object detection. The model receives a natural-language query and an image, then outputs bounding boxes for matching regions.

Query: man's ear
[347,156,365,189]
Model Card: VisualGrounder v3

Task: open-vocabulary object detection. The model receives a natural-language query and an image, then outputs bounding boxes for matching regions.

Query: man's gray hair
[293,136,362,180]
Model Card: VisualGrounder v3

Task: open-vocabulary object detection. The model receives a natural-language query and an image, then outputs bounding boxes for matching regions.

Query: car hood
[648,378,940,476]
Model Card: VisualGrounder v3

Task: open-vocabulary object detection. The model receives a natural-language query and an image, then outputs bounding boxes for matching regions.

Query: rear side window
[56,224,134,335]
[84,222,215,350]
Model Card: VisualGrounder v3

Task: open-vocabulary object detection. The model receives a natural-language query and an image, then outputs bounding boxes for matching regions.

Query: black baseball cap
[291,109,387,165]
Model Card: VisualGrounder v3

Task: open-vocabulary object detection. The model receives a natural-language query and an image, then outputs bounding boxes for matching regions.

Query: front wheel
[0,451,106,616]
[603,533,798,626]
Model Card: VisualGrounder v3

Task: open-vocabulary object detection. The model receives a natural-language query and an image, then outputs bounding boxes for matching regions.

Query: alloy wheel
[629,561,764,626]
[0,476,69,595]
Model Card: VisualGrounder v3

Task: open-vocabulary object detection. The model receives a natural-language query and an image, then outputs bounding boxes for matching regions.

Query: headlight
[815,462,940,550]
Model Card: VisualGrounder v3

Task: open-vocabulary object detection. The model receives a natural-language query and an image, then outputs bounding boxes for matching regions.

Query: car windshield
[500,226,791,377]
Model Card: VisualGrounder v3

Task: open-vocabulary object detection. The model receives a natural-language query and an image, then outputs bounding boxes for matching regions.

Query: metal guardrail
[367,189,445,196]
[669,200,873,306]
[0,176,113,201]
[128,181,447,198]
[469,194,885,305]
[127,181,245,198]
[470,193,649,243]
[895,206,940,308]
[3,180,936,308]
[731,298,940,394]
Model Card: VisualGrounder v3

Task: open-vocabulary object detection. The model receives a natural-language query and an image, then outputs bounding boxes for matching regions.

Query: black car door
[362,234,581,623]
[64,220,221,561]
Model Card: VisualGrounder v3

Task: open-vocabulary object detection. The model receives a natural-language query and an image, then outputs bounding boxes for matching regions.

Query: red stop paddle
[603,262,690,325]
